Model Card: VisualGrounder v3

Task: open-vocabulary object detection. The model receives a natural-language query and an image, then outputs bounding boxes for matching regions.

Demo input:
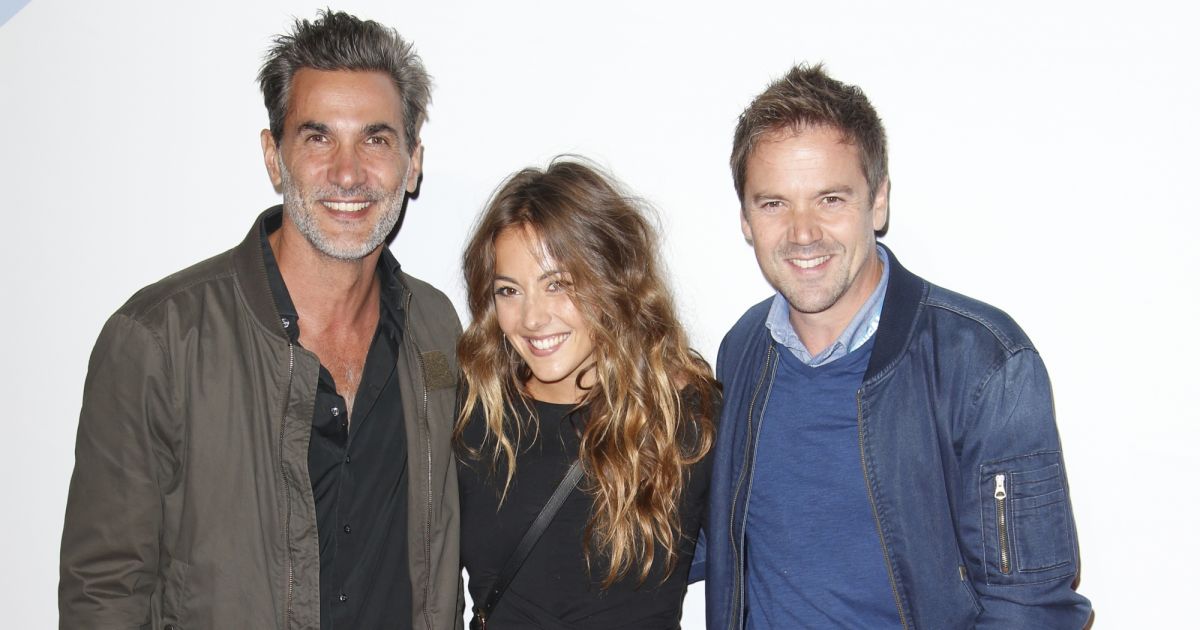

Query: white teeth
[789,255,830,269]
[530,333,569,350]
[323,201,370,212]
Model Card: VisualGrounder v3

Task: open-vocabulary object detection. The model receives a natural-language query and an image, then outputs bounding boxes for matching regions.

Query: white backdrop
[2,0,1196,627]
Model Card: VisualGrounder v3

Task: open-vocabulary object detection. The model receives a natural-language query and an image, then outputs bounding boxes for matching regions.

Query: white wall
[2,0,1195,627]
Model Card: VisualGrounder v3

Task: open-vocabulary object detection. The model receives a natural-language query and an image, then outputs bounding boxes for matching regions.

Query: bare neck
[268,224,382,334]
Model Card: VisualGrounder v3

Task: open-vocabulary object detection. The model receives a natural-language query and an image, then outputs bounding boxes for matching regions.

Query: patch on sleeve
[420,350,456,390]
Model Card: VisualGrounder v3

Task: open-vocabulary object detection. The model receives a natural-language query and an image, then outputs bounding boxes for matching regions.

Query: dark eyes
[759,196,846,210]
[493,280,569,297]
[301,135,391,146]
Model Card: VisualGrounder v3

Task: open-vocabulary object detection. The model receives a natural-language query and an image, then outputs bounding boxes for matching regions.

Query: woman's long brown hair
[456,157,718,586]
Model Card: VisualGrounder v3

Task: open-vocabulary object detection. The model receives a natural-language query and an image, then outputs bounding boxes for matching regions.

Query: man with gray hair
[59,11,462,629]
[699,64,1092,628]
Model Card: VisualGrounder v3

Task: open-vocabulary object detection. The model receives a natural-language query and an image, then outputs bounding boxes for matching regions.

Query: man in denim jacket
[697,64,1092,628]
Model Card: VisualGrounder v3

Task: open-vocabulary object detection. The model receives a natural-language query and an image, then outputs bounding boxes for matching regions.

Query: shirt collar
[765,244,890,367]
[258,211,405,345]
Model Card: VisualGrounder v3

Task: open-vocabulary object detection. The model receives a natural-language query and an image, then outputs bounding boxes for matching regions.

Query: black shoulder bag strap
[470,459,584,630]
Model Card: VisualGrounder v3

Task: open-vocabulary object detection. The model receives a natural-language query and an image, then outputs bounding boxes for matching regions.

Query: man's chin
[319,243,381,261]
[300,231,380,261]
[780,289,839,316]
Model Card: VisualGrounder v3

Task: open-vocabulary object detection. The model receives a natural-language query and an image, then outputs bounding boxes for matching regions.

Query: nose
[788,208,822,246]
[521,293,551,331]
[328,143,367,191]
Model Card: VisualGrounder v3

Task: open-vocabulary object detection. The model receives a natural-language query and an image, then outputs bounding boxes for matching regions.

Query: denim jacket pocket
[1012,488,1071,571]
[980,452,1077,586]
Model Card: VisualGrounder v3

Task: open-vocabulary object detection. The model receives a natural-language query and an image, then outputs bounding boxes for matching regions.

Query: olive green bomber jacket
[60,207,463,630]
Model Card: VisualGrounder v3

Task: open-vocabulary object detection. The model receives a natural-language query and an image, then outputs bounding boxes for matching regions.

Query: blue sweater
[743,335,895,628]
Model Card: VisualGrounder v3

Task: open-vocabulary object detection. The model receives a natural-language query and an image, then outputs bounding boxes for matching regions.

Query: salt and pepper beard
[277,156,410,261]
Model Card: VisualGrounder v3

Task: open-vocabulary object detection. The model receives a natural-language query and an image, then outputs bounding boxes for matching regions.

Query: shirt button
[338,592,348,603]
[344,524,352,534]
[331,406,340,417]
[345,455,351,464]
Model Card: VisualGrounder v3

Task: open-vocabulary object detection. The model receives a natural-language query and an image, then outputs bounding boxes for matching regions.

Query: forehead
[494,224,558,274]
[746,126,866,188]
[285,68,404,126]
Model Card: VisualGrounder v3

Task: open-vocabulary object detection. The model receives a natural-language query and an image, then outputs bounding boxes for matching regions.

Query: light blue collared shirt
[764,245,890,367]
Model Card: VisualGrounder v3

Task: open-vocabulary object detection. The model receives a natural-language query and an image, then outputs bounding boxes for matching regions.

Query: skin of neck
[268,218,383,333]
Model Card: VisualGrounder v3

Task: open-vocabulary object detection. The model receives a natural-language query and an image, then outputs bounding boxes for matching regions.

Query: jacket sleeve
[60,313,177,629]
[958,349,1091,628]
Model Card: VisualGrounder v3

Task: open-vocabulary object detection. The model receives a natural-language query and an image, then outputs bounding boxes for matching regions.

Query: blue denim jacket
[696,246,1091,629]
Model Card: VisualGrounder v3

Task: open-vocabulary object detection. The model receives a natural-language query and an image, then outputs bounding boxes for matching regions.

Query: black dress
[459,399,712,629]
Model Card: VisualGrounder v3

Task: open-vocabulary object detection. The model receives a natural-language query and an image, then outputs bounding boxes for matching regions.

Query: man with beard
[699,64,1092,628]
[59,11,462,630]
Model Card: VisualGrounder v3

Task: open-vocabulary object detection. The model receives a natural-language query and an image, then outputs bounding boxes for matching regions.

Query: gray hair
[258,9,432,153]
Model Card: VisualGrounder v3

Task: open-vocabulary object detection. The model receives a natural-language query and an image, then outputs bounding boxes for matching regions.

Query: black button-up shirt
[261,215,411,629]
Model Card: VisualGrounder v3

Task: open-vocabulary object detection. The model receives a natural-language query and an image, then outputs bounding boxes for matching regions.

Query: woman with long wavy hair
[457,158,718,629]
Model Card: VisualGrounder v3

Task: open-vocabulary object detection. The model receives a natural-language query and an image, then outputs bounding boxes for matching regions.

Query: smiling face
[492,225,596,404]
[741,126,889,342]
[261,68,422,261]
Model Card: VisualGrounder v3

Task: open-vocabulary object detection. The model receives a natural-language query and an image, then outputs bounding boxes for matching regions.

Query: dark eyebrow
[364,122,400,137]
[816,186,856,197]
[751,192,784,204]
[295,122,399,139]
[297,121,331,135]
[493,270,566,284]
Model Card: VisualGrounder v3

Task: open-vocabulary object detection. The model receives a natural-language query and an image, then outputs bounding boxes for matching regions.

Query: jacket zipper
[857,390,910,630]
[994,474,1011,574]
[406,291,436,630]
[280,341,297,628]
[727,346,774,630]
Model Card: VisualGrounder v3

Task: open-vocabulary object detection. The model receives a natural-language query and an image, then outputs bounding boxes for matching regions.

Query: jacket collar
[864,242,928,383]
[230,205,412,341]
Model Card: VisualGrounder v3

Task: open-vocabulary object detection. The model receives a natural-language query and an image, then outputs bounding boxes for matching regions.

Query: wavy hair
[456,157,717,586]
